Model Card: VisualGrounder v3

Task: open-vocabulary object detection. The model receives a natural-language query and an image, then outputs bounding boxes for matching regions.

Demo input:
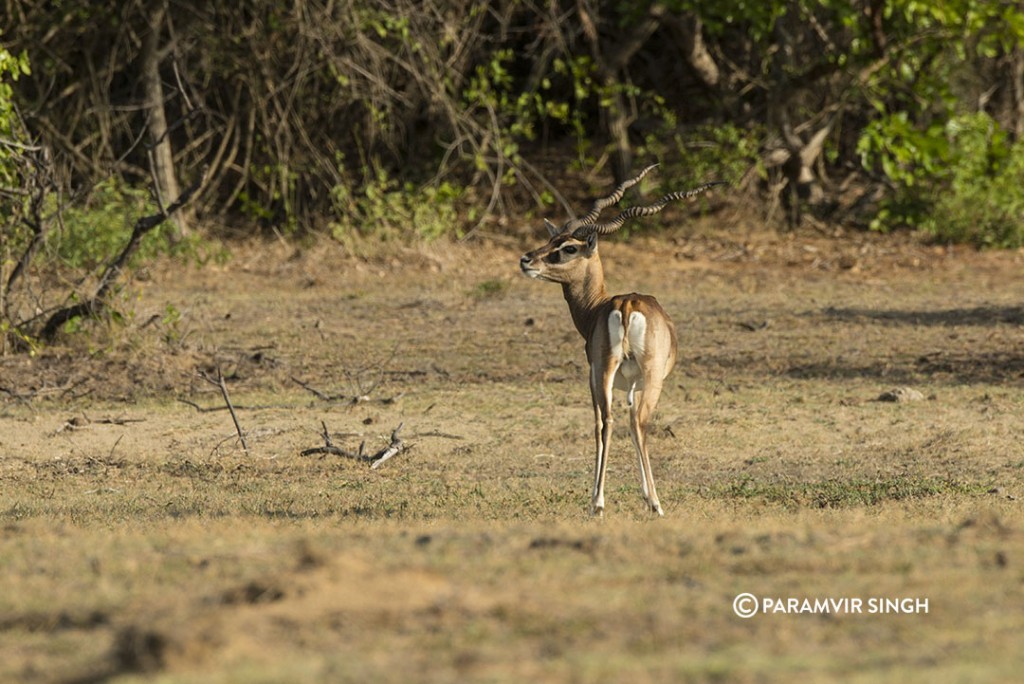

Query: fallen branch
[297,421,410,468]
[0,385,33,404]
[0,378,88,403]
[39,167,206,341]
[370,422,406,470]
[291,376,346,402]
[89,414,146,426]
[300,421,365,458]
[177,398,284,412]
[411,430,465,441]
[53,414,146,433]
[291,375,405,405]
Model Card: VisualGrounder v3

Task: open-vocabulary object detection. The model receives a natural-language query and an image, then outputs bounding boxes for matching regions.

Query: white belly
[614,359,644,391]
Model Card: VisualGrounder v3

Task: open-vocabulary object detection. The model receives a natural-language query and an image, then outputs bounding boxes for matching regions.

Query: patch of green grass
[469,278,510,300]
[709,476,989,509]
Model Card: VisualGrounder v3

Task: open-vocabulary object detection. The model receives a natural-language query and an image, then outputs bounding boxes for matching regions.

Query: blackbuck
[520,165,724,516]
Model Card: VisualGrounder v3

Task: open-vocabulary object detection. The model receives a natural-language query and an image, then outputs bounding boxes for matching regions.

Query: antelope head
[519,165,725,283]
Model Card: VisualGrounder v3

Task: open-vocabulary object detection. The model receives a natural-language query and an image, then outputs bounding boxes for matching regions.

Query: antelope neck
[561,256,610,341]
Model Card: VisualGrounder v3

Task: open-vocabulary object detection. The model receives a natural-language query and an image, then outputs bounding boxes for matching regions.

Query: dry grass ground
[1,221,1023,682]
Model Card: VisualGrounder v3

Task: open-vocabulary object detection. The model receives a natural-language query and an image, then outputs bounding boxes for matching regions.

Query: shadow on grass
[781,304,1024,384]
[784,351,1024,385]
[820,305,1024,327]
[694,304,1024,385]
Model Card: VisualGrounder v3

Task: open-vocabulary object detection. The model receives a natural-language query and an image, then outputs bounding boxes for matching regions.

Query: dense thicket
[3,0,1024,243]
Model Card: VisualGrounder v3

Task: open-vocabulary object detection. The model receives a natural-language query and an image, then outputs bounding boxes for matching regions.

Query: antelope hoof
[590,504,605,518]
[650,502,664,517]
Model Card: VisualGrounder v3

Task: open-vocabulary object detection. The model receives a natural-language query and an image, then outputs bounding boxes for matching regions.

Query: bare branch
[199,368,247,454]
[38,167,206,341]
[370,423,407,470]
[300,421,361,458]
[291,376,344,402]
[298,421,410,468]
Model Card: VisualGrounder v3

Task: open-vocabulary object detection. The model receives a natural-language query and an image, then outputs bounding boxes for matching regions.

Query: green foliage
[329,165,463,242]
[460,50,598,179]
[924,115,1024,248]
[469,278,508,300]
[0,39,31,189]
[672,123,763,187]
[857,112,948,232]
[0,318,38,355]
[462,49,526,165]
[860,112,1024,247]
[0,38,31,237]
[237,162,301,235]
[550,56,594,157]
[53,177,215,269]
[9,1,1024,246]
[53,178,158,270]
[158,303,185,347]
[852,2,1024,246]
[858,113,950,191]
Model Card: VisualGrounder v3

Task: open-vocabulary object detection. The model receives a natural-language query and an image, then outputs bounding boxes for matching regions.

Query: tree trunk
[579,1,666,183]
[605,89,634,186]
[141,1,188,238]
[1011,49,1024,141]
[671,14,719,88]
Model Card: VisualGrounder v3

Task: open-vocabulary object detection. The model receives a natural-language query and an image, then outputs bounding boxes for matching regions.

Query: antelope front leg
[590,401,608,516]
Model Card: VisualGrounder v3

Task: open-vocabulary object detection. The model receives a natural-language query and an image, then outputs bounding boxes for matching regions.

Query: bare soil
[2,219,1023,682]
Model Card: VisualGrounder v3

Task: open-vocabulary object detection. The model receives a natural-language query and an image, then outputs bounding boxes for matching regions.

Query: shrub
[860,112,1024,247]
[53,178,157,270]
[329,166,463,243]
[924,115,1024,248]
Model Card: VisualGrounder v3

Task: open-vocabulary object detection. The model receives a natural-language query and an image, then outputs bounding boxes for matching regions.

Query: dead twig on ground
[411,430,465,440]
[0,385,34,404]
[300,421,366,459]
[370,422,406,470]
[291,376,346,402]
[177,398,285,412]
[1,378,88,404]
[89,414,146,426]
[291,375,405,405]
[343,342,401,402]
[52,414,146,433]
[199,368,247,453]
[298,421,410,468]
[108,434,125,460]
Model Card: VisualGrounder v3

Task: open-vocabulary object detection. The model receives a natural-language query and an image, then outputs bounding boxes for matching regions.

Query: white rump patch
[610,310,648,392]
[627,311,647,360]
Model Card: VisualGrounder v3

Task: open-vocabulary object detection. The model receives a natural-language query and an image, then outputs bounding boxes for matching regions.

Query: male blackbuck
[519,165,723,516]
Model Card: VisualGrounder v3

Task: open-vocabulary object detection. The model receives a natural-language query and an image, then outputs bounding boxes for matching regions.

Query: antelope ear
[585,232,598,252]
[544,219,560,238]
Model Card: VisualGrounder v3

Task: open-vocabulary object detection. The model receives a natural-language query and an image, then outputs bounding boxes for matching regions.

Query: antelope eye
[562,245,578,255]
